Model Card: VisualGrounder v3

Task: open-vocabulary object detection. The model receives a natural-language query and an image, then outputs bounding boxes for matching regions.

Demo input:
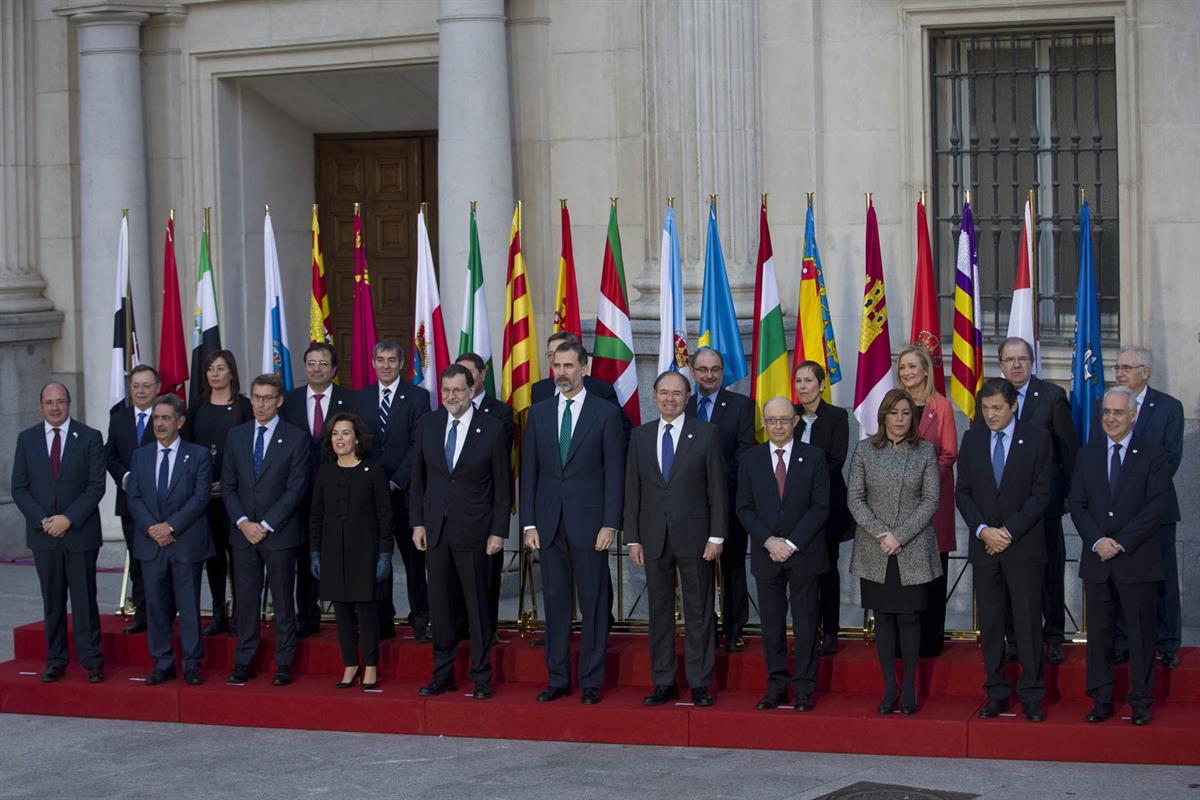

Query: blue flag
[697,202,748,386]
[1069,199,1103,444]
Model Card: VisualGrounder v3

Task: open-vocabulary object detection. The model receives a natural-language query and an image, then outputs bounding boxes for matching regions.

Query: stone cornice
[52,1,184,19]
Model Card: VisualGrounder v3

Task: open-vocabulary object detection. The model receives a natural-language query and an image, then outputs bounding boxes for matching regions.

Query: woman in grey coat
[848,388,942,715]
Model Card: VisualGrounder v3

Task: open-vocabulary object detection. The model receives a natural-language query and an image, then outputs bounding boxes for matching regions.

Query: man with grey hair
[1070,385,1169,725]
[1098,346,1185,668]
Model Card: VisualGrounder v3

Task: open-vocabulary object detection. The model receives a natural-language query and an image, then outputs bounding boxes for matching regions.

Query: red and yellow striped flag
[501,201,539,478]
[309,204,333,345]
[553,200,582,337]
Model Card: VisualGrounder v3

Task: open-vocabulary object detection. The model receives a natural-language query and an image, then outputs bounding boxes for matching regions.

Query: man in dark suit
[625,370,727,707]
[280,342,353,637]
[220,374,310,686]
[355,338,430,641]
[125,394,214,686]
[104,364,160,634]
[521,341,625,704]
[686,346,755,652]
[957,378,1054,722]
[975,337,1078,664]
[410,365,511,699]
[530,331,632,442]
[736,396,829,711]
[1071,386,1169,725]
[11,382,107,683]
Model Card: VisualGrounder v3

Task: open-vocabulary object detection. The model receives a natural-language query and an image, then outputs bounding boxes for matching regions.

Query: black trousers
[976,558,1045,703]
[119,514,146,624]
[719,509,749,642]
[1086,577,1157,711]
[204,499,234,617]
[333,601,380,667]
[755,558,820,699]
[295,514,322,629]
[33,547,102,669]
[818,534,842,638]
[142,556,204,671]
[1041,506,1067,645]
[644,536,716,690]
[231,542,298,668]
[377,491,429,633]
[919,552,950,658]
[427,539,494,684]
[540,526,612,690]
[875,610,920,701]
[1113,523,1181,655]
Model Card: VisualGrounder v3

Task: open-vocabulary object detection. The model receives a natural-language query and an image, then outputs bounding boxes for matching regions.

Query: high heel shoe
[878,689,899,715]
[900,685,918,715]
[336,668,360,689]
[361,668,379,690]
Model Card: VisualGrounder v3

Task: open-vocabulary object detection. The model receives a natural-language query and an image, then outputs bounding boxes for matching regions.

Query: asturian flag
[656,203,689,379]
[852,199,894,438]
[411,206,450,408]
[261,208,293,390]
[109,212,141,413]
[697,200,748,386]
[1070,198,1104,444]
[458,203,495,396]
[1007,197,1042,374]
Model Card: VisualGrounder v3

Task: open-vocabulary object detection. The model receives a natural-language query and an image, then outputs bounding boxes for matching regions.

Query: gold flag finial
[610,196,618,208]
[965,189,971,206]
[203,207,210,231]
[471,200,477,213]
[1080,187,1087,204]
[264,204,270,214]
[420,201,428,216]
[354,202,361,214]
[122,208,129,219]
[919,190,926,206]
[807,192,814,210]
[865,192,872,209]
[312,203,318,213]
[761,193,768,209]
[667,196,674,208]
[169,208,174,222]
[559,198,566,210]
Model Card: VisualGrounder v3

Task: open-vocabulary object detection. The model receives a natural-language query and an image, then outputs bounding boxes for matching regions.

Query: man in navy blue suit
[11,382,107,683]
[126,394,214,685]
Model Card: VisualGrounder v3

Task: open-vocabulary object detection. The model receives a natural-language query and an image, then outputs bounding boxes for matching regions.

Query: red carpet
[2,615,1197,763]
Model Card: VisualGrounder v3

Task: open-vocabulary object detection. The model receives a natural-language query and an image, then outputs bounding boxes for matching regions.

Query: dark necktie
[445,419,459,471]
[559,398,574,465]
[661,422,674,481]
[135,411,147,444]
[1109,442,1123,494]
[157,447,171,501]
[991,430,1006,487]
[254,425,267,479]
[379,387,392,439]
[697,396,711,422]
[774,448,787,499]
[312,393,325,441]
[49,427,61,479]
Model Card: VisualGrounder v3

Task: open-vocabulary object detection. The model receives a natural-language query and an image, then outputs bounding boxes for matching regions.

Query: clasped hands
[238,519,268,545]
[979,526,1012,556]
[38,515,71,538]
[1094,536,1123,561]
[875,531,903,557]
[147,522,175,547]
[764,536,794,563]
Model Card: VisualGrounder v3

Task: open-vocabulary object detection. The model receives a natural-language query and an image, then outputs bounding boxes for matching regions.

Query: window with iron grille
[931,27,1119,346]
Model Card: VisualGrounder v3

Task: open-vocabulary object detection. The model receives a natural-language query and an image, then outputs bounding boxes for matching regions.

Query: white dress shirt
[975,416,1017,540]
[444,404,474,470]
[155,437,181,488]
[1015,383,1028,418]
[1106,430,1133,482]
[769,439,797,551]
[558,387,587,440]
[377,377,401,405]
[306,385,332,435]
[236,415,280,529]
[799,413,818,444]
[43,418,72,456]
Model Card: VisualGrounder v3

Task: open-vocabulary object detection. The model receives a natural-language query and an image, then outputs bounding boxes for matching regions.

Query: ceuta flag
[910,197,946,395]
[592,201,641,425]
[410,207,450,409]
[552,201,582,338]
[501,201,540,478]
[350,206,379,390]
[109,213,141,414]
[309,204,333,345]
[158,213,188,400]
[1007,197,1041,374]
[750,200,790,442]
[852,200,894,438]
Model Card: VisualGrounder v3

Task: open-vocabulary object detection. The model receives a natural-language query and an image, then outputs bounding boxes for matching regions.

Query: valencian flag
[261,208,293,390]
[793,197,841,402]
[458,203,496,396]
[309,204,333,345]
[910,195,946,395]
[411,206,450,409]
[501,201,540,477]
[852,197,893,438]
[592,199,641,425]
[1070,197,1104,444]
[1008,195,1042,374]
[190,209,220,410]
[109,211,141,413]
[698,198,748,386]
[751,198,790,442]
[158,212,188,400]
[552,200,582,338]
[350,204,379,391]
[656,202,689,379]
[950,199,984,418]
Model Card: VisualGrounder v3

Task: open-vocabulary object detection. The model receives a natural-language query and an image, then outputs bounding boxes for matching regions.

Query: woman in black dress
[310,412,394,690]
[186,349,253,635]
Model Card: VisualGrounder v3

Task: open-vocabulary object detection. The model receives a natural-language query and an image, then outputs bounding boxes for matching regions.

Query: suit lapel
[665,418,696,485]
[781,446,807,502]
[165,443,188,499]
[707,391,726,424]
[55,422,76,475]
[142,448,163,518]
[1134,391,1154,435]
[450,413,479,476]
[1019,378,1042,423]
[564,395,598,466]
[996,431,1025,493]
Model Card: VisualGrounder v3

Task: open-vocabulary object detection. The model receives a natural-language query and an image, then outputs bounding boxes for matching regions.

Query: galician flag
[1070,198,1104,444]
[553,200,582,338]
[656,203,689,379]
[310,204,333,345]
[109,212,141,413]
[950,200,984,418]
[457,203,495,396]
[1007,196,1041,374]
[698,199,748,386]
[411,206,450,408]
[792,199,839,402]
[852,198,894,438]
[750,198,790,442]
[261,208,293,390]
[591,199,641,425]
[189,209,220,409]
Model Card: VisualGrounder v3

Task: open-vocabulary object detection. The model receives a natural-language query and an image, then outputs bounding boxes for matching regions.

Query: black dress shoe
[724,636,745,653]
[794,697,814,712]
[535,685,570,703]
[379,626,397,641]
[900,701,919,716]
[203,615,226,637]
[87,666,105,684]
[1112,648,1130,664]
[472,681,494,700]
[690,688,714,707]
[642,685,679,706]
[756,693,786,710]
[272,668,293,686]
[978,699,1008,719]
[336,669,360,689]
[1046,643,1065,665]
[530,636,546,647]
[40,665,65,683]
[418,679,457,697]
[1131,707,1152,726]
[1161,651,1182,669]
[1022,701,1045,722]
[226,621,237,637]
[361,678,379,690]
[123,619,147,635]
[1086,703,1113,723]
[184,669,203,686]
[412,627,433,644]
[227,665,255,685]
[295,622,319,639]
[145,668,176,685]
[581,688,602,705]
[821,634,839,655]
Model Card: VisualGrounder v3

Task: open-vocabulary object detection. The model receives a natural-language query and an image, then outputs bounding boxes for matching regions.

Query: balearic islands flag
[750,198,790,442]
[553,200,582,339]
[852,198,893,438]
[109,212,141,413]
[950,200,983,419]
[656,203,689,379]
[1007,196,1041,374]
[350,205,378,391]
[458,203,496,396]
[189,209,220,410]
[158,212,189,400]
[501,201,540,478]
[910,195,946,395]
[412,206,450,409]
[310,204,333,346]
[591,200,641,425]
[261,208,293,390]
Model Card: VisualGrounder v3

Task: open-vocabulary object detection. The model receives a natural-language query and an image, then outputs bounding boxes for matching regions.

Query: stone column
[437,0,514,348]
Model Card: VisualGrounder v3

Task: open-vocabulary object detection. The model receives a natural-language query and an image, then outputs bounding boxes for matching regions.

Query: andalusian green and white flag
[458,204,496,396]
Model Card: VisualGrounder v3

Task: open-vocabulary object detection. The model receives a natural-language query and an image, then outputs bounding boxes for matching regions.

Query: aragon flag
[852,197,894,438]
[189,209,220,410]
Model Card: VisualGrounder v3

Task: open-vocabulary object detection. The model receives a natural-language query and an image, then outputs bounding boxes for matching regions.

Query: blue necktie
[661,422,675,481]
[157,447,171,501]
[1109,443,1122,494]
[254,425,267,479]
[991,431,1006,487]
[135,411,147,444]
[379,388,392,439]
[445,419,459,471]
[697,396,710,422]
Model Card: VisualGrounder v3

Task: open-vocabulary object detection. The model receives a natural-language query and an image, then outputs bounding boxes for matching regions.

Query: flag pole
[169,208,174,222]
[264,204,270,214]
[919,190,926,206]
[610,196,618,209]
[203,206,210,233]
[1029,188,1039,337]
[965,189,970,206]
[471,200,477,213]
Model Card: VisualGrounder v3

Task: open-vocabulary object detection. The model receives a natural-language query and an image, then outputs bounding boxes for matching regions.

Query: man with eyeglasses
[281,343,353,637]
[975,336,1078,665]
[530,331,632,443]
[1095,347,1185,669]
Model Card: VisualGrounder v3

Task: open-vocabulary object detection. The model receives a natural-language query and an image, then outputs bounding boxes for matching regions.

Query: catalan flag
[309,204,333,345]
[852,198,894,438]
[501,201,539,476]
[552,200,582,338]
[750,199,790,442]
[949,200,984,418]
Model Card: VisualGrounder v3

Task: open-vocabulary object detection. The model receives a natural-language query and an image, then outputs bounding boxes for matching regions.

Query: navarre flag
[458,203,496,396]
[109,213,141,413]
[553,201,582,338]
[261,209,293,390]
[309,204,333,345]
[950,200,984,418]
[793,201,840,402]
[411,207,450,409]
[910,196,946,395]
[1070,198,1104,444]
[189,210,220,410]
[350,205,379,391]
[750,199,790,442]
[698,200,748,386]
[656,203,689,379]
[592,201,641,426]
[158,213,188,400]
[501,201,540,478]
[852,199,894,438]
[1008,197,1042,374]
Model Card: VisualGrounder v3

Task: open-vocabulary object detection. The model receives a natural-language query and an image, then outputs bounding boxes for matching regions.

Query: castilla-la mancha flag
[410,207,450,409]
[853,199,894,438]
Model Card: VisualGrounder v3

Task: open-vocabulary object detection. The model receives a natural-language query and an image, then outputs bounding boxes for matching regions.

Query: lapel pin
[183,454,190,462]
[72,431,78,439]
[1018,439,1024,445]
[1033,391,1040,397]
[1132,449,1138,455]
[364,466,369,471]
[1149,402,1156,408]
[277,438,283,445]
[400,394,406,400]
[336,399,343,406]
[476,428,482,433]
[687,433,694,439]
[720,401,727,407]
[797,456,804,462]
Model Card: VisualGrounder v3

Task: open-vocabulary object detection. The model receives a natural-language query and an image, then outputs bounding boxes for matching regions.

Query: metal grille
[931,27,1119,345]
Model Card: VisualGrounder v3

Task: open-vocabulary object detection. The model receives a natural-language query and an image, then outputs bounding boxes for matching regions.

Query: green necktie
[559,398,574,465]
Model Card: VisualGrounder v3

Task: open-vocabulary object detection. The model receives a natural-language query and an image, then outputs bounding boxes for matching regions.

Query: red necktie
[50,427,62,479]
[774,448,786,499]
[312,393,325,440]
